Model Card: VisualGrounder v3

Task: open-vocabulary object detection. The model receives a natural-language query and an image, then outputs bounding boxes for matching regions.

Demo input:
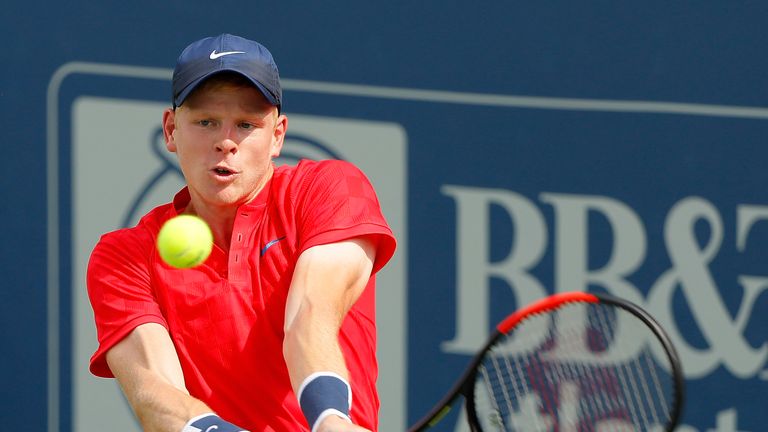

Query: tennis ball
[156,215,213,269]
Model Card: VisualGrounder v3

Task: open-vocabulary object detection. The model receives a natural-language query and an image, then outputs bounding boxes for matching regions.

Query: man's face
[163,82,286,211]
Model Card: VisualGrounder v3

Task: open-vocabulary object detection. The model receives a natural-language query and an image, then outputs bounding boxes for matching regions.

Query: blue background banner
[3,2,767,431]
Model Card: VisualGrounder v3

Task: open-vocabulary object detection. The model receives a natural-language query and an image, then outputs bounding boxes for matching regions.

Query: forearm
[284,313,359,432]
[115,363,212,432]
[106,323,220,432]
[284,239,377,432]
[284,309,349,393]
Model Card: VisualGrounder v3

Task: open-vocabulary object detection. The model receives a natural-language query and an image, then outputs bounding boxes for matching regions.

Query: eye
[197,119,214,127]
[239,122,255,130]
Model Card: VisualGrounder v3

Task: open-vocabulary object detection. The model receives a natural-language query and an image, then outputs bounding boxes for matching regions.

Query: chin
[195,183,259,208]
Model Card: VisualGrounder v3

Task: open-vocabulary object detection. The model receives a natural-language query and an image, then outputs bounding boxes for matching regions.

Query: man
[86,33,396,432]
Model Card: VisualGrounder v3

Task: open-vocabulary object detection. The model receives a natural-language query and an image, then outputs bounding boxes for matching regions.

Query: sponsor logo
[261,236,286,256]
[209,50,245,60]
[441,188,768,380]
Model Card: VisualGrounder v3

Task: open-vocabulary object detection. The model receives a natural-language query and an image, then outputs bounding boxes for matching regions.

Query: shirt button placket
[230,212,249,281]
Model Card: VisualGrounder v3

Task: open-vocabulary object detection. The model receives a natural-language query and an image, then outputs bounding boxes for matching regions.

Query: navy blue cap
[172,34,282,112]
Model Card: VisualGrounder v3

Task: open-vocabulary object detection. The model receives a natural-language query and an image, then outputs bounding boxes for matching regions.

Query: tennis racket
[408,291,685,432]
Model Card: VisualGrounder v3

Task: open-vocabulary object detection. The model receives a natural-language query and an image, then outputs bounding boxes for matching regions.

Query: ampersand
[648,197,767,378]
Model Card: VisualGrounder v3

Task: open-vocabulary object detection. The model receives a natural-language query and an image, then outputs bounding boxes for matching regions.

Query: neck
[185,202,237,251]
[185,166,274,251]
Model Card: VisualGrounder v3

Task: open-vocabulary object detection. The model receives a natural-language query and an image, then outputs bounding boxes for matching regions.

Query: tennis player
[86,33,396,432]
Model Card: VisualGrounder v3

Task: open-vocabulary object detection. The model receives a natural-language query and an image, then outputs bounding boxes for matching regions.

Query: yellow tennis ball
[156,215,213,269]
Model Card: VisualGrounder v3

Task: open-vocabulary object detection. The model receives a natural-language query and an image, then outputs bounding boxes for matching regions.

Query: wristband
[297,372,352,432]
[181,413,248,432]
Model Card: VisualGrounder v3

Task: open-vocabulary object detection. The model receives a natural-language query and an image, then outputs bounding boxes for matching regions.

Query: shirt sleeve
[87,227,168,378]
[296,160,397,273]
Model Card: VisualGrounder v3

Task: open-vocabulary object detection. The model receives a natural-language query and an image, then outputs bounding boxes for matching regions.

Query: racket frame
[407,292,685,432]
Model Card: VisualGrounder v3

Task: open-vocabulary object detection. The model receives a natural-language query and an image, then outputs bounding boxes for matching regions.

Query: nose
[216,127,238,154]
[216,138,238,154]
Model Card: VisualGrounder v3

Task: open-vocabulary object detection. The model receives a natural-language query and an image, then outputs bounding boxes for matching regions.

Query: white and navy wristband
[297,372,353,432]
[181,413,248,432]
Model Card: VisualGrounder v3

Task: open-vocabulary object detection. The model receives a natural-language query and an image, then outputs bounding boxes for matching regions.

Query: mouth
[211,166,239,178]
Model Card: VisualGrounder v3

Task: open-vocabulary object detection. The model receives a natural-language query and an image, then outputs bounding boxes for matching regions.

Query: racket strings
[593,303,674,430]
[592,305,648,429]
[473,302,676,432]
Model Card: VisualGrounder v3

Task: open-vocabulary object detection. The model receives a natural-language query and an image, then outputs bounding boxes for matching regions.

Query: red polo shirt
[87,159,396,431]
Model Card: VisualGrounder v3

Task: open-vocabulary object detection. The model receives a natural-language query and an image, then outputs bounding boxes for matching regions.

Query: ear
[162,108,178,152]
[271,113,288,158]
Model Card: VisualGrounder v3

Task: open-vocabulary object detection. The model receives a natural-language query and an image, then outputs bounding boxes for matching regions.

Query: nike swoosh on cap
[209,50,246,60]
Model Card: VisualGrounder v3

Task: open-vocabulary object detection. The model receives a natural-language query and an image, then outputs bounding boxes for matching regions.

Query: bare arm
[283,237,377,432]
[106,323,213,432]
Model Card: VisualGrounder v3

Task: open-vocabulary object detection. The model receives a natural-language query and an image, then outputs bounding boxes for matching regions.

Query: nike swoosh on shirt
[209,50,245,60]
[260,236,286,256]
